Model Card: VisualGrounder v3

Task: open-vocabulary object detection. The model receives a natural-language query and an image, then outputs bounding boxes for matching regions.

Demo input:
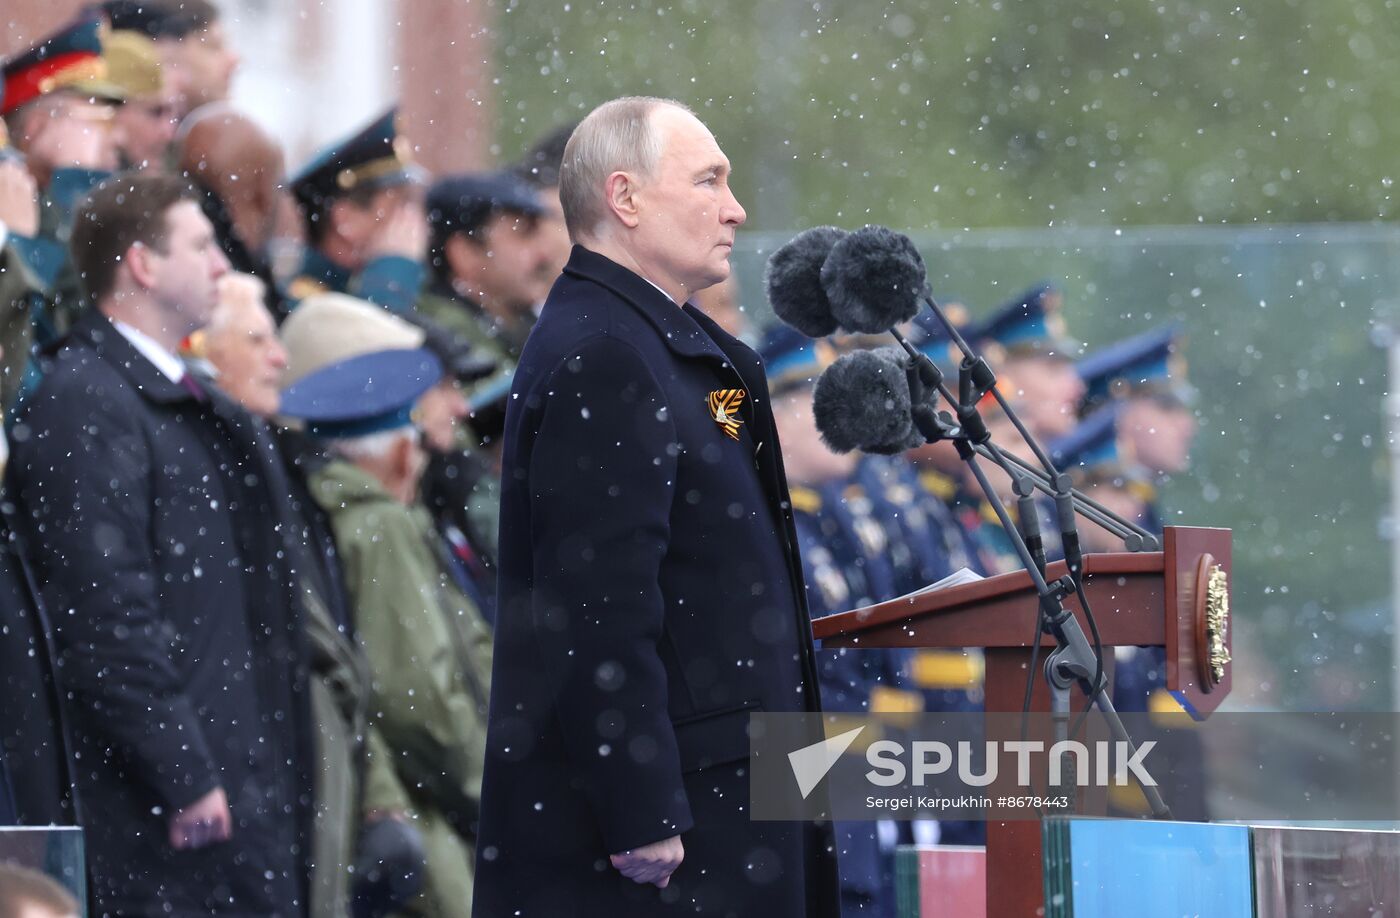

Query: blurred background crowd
[0,1,1379,917]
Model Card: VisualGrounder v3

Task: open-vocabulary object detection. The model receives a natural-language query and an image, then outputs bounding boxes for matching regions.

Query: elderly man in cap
[287,108,427,314]
[281,292,500,614]
[419,170,555,374]
[279,295,494,918]
[2,17,126,337]
[474,95,837,917]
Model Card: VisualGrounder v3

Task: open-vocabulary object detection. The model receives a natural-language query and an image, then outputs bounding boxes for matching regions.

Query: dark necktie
[179,373,209,403]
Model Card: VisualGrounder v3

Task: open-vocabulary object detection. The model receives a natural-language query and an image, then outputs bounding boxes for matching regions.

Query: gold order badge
[1205,564,1231,684]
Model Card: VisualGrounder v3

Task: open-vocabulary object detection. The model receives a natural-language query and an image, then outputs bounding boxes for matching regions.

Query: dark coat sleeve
[8,384,221,810]
[526,334,695,853]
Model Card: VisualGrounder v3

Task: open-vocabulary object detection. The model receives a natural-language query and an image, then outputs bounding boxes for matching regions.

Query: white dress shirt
[111,320,187,383]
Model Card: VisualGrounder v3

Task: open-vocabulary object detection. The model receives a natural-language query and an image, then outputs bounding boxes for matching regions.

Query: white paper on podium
[898,567,984,600]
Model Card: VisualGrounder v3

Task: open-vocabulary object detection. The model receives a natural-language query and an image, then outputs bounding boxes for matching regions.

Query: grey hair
[558,96,694,242]
[329,426,419,463]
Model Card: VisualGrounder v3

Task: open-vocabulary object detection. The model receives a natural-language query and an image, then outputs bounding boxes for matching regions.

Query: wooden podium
[811,526,1233,917]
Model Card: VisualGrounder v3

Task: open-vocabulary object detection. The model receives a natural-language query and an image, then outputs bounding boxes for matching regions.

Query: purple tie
[179,373,208,403]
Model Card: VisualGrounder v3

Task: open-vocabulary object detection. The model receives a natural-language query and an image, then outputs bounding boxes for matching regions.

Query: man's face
[15,95,123,174]
[115,91,178,170]
[471,209,555,312]
[1005,355,1085,440]
[415,378,469,454]
[334,184,417,256]
[1122,396,1197,476]
[773,391,857,486]
[166,23,239,114]
[144,200,230,331]
[1080,483,1147,553]
[960,410,1019,501]
[203,281,287,418]
[632,107,746,298]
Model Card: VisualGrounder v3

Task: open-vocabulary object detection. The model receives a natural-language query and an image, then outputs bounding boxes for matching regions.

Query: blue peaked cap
[280,347,442,439]
[1050,402,1124,480]
[1076,323,1193,411]
[759,324,835,394]
[968,283,1075,358]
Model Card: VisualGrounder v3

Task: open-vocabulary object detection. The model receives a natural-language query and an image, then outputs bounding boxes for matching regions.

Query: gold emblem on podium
[1205,564,1231,684]
[1193,553,1231,690]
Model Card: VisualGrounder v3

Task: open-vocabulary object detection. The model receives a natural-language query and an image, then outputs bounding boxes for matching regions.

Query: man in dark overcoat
[5,174,313,916]
[473,96,839,918]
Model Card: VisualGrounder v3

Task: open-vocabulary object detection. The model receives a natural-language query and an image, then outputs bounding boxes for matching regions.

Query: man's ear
[392,431,419,482]
[126,241,160,290]
[604,171,641,229]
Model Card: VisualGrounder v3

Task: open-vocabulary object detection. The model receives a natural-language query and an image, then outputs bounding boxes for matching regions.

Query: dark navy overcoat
[6,312,313,916]
[474,246,839,917]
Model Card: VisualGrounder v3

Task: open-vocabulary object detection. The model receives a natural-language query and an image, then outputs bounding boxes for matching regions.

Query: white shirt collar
[641,276,678,305]
[111,320,187,383]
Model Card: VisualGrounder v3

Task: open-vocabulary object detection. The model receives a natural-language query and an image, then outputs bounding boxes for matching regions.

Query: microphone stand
[881,312,1172,820]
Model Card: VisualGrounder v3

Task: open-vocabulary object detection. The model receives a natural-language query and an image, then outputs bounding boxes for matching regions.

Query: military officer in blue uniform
[964,284,1099,564]
[901,309,1004,575]
[763,325,918,917]
[969,283,1084,443]
[1076,323,1198,533]
[1049,403,1150,552]
[1073,326,1201,761]
[1050,403,1209,819]
[286,108,427,315]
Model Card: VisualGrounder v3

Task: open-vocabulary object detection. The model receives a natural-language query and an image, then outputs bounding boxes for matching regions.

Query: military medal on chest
[708,388,746,440]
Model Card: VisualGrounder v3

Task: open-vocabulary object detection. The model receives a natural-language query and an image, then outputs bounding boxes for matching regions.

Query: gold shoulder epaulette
[919,469,957,501]
[287,276,329,302]
[789,486,821,515]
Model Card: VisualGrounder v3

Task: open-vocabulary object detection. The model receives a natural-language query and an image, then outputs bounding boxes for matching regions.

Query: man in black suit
[6,174,312,916]
[474,96,838,917]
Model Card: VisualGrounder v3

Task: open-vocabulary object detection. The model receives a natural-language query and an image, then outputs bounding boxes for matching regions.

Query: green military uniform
[301,582,415,918]
[309,459,493,918]
[415,283,529,376]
